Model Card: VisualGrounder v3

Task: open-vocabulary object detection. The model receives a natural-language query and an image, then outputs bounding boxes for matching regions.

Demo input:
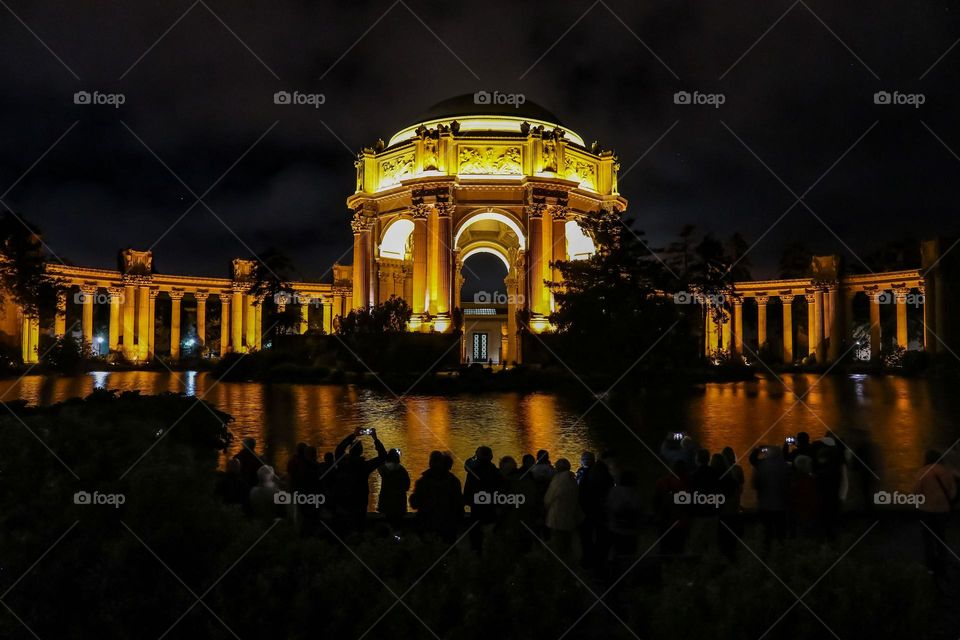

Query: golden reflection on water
[2,372,956,506]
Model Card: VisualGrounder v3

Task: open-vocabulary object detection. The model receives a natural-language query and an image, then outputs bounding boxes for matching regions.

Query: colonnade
[15,255,344,364]
[703,275,931,364]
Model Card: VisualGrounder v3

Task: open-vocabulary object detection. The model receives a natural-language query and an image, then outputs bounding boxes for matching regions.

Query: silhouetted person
[712,454,741,558]
[531,449,555,495]
[544,458,583,560]
[721,447,744,509]
[249,465,282,521]
[654,460,691,554]
[750,445,788,548]
[410,451,463,543]
[298,446,324,535]
[496,456,538,552]
[217,458,247,505]
[377,448,410,531]
[606,470,643,556]
[463,446,503,553]
[913,449,957,576]
[812,436,844,539]
[577,451,613,567]
[332,429,387,533]
[287,441,308,489]
[787,455,819,539]
[233,437,261,490]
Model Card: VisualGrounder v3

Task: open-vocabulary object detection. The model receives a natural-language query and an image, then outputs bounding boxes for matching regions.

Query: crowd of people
[217,428,958,575]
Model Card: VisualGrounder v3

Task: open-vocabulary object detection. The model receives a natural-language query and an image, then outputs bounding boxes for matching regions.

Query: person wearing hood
[377,448,410,530]
[544,458,585,560]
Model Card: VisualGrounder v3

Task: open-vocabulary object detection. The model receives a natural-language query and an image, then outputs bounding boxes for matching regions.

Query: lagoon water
[3,371,957,507]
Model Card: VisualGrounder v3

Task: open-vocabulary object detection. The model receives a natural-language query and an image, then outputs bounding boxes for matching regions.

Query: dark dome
[418,93,564,126]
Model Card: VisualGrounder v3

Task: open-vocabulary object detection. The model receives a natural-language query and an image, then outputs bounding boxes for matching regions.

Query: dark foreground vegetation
[0,392,954,639]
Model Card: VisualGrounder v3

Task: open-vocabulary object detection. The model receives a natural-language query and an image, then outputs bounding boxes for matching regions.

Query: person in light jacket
[544,458,584,560]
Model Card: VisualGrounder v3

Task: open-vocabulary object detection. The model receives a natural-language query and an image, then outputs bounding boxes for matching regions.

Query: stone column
[169,290,184,360]
[869,291,882,361]
[411,204,429,320]
[21,314,38,363]
[245,294,257,350]
[732,296,743,355]
[805,292,818,359]
[148,289,158,360]
[231,285,244,353]
[299,297,310,334]
[322,298,333,334]
[426,205,439,316]
[844,290,855,349]
[920,284,932,352]
[254,297,263,349]
[526,204,546,318]
[435,203,453,324]
[781,295,793,363]
[80,284,97,348]
[219,292,231,356]
[138,285,151,361]
[351,212,372,310]
[195,290,209,351]
[894,287,910,349]
[55,291,67,338]
[814,289,825,362]
[122,281,136,360]
[756,295,769,351]
[827,285,842,362]
[550,206,568,312]
[505,272,519,364]
[108,287,123,352]
[453,255,463,311]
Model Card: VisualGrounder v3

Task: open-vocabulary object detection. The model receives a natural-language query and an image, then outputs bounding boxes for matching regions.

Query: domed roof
[420,93,564,126]
[388,94,584,147]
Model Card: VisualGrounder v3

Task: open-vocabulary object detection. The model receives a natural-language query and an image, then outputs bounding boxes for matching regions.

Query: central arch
[454,209,525,249]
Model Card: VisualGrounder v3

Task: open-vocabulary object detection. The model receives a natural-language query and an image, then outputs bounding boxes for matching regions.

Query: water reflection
[1,371,957,507]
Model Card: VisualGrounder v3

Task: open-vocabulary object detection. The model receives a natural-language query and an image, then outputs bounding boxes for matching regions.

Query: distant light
[183,338,196,348]
[95,336,105,344]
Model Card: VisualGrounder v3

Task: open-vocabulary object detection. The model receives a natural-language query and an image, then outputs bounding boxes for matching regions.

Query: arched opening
[379,218,414,259]
[455,211,521,366]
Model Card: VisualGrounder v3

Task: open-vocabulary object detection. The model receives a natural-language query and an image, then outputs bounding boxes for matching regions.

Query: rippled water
[3,371,957,506]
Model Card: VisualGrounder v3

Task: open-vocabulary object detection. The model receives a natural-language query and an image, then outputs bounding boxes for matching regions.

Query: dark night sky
[1,0,958,282]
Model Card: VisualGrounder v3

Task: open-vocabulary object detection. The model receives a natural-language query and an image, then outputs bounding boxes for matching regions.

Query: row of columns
[54,283,339,362]
[710,284,925,363]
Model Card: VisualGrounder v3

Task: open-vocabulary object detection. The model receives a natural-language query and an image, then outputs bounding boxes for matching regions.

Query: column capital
[108,285,124,298]
[231,282,248,294]
[351,211,375,233]
[220,289,234,300]
[435,202,455,217]
[169,289,186,301]
[410,203,430,219]
[80,282,98,296]
[550,204,570,220]
[804,292,817,303]
[148,288,160,300]
[755,295,770,305]
[892,287,911,302]
[194,289,210,302]
[525,203,548,219]
[729,294,744,305]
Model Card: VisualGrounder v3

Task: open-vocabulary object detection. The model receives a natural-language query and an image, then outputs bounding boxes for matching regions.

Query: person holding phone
[331,428,388,532]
